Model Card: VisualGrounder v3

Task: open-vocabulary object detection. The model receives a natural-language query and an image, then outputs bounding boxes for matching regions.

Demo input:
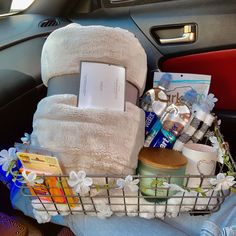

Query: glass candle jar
[138,148,187,202]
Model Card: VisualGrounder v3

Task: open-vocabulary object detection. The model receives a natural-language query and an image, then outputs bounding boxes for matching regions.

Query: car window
[0,0,34,17]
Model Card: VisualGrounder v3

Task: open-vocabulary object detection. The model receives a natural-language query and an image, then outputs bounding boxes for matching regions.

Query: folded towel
[31,94,145,175]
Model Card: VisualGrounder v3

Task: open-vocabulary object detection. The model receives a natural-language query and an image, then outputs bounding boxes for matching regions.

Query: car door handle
[159,25,196,44]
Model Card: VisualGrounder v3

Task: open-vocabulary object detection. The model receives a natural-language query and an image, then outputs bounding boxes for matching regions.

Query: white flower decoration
[0,147,17,172]
[205,93,218,111]
[209,173,236,191]
[116,175,139,192]
[96,201,113,219]
[22,170,44,186]
[204,131,215,139]
[21,133,31,145]
[209,136,225,164]
[67,171,93,195]
[163,182,187,193]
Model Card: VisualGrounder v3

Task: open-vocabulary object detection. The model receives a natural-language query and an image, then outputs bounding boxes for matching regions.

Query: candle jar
[138,148,187,202]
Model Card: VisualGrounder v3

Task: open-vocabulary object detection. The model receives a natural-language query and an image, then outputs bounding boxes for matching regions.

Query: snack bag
[17,152,78,206]
[153,72,211,104]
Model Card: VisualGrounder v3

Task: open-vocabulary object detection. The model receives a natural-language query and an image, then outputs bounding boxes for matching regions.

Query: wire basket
[19,122,236,218]
[21,167,236,218]
[21,174,232,217]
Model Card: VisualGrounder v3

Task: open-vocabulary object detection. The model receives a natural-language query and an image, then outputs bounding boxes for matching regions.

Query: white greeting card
[78,62,125,111]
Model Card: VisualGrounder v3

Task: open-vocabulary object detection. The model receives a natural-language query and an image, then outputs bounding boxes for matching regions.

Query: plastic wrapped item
[141,73,172,142]
[173,93,218,151]
[146,89,197,148]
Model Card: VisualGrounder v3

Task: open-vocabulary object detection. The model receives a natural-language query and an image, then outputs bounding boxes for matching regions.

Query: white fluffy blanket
[41,23,147,96]
[31,94,145,175]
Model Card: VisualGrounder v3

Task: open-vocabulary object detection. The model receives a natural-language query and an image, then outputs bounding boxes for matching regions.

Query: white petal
[170,184,185,192]
[163,182,170,188]
[28,172,37,181]
[217,151,224,164]
[226,176,235,182]
[80,185,90,195]
[0,156,6,165]
[68,179,80,187]
[21,137,28,143]
[77,170,86,179]
[24,133,30,138]
[209,136,218,145]
[208,94,214,99]
[214,184,222,191]
[209,178,218,185]
[0,149,8,159]
[8,148,17,160]
[83,177,93,186]
[217,173,225,180]
[125,175,133,182]
[22,170,28,179]
[68,171,79,187]
[74,184,81,193]
[127,184,139,192]
[132,179,140,185]
[69,171,78,181]
[116,178,125,188]
[226,181,235,188]
[221,182,230,190]
[2,162,9,171]
[35,178,44,184]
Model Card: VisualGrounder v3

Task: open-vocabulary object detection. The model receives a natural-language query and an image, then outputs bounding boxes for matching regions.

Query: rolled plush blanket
[41,23,147,96]
[31,24,147,175]
[31,94,144,175]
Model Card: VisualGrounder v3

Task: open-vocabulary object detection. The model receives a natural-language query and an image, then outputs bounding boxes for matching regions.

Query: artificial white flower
[163,182,187,193]
[205,93,218,111]
[0,147,17,172]
[209,136,225,164]
[21,133,31,144]
[96,201,113,219]
[22,170,44,186]
[116,175,139,192]
[33,209,51,224]
[204,130,215,139]
[67,171,93,195]
[209,173,236,191]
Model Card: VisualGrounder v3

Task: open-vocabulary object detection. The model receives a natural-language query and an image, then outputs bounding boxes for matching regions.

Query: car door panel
[130,0,236,55]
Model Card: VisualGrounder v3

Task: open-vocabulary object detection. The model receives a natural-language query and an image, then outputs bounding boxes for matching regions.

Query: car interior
[0,0,236,235]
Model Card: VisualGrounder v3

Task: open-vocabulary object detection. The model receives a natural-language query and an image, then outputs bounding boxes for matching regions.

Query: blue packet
[145,111,158,136]
[149,128,176,149]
